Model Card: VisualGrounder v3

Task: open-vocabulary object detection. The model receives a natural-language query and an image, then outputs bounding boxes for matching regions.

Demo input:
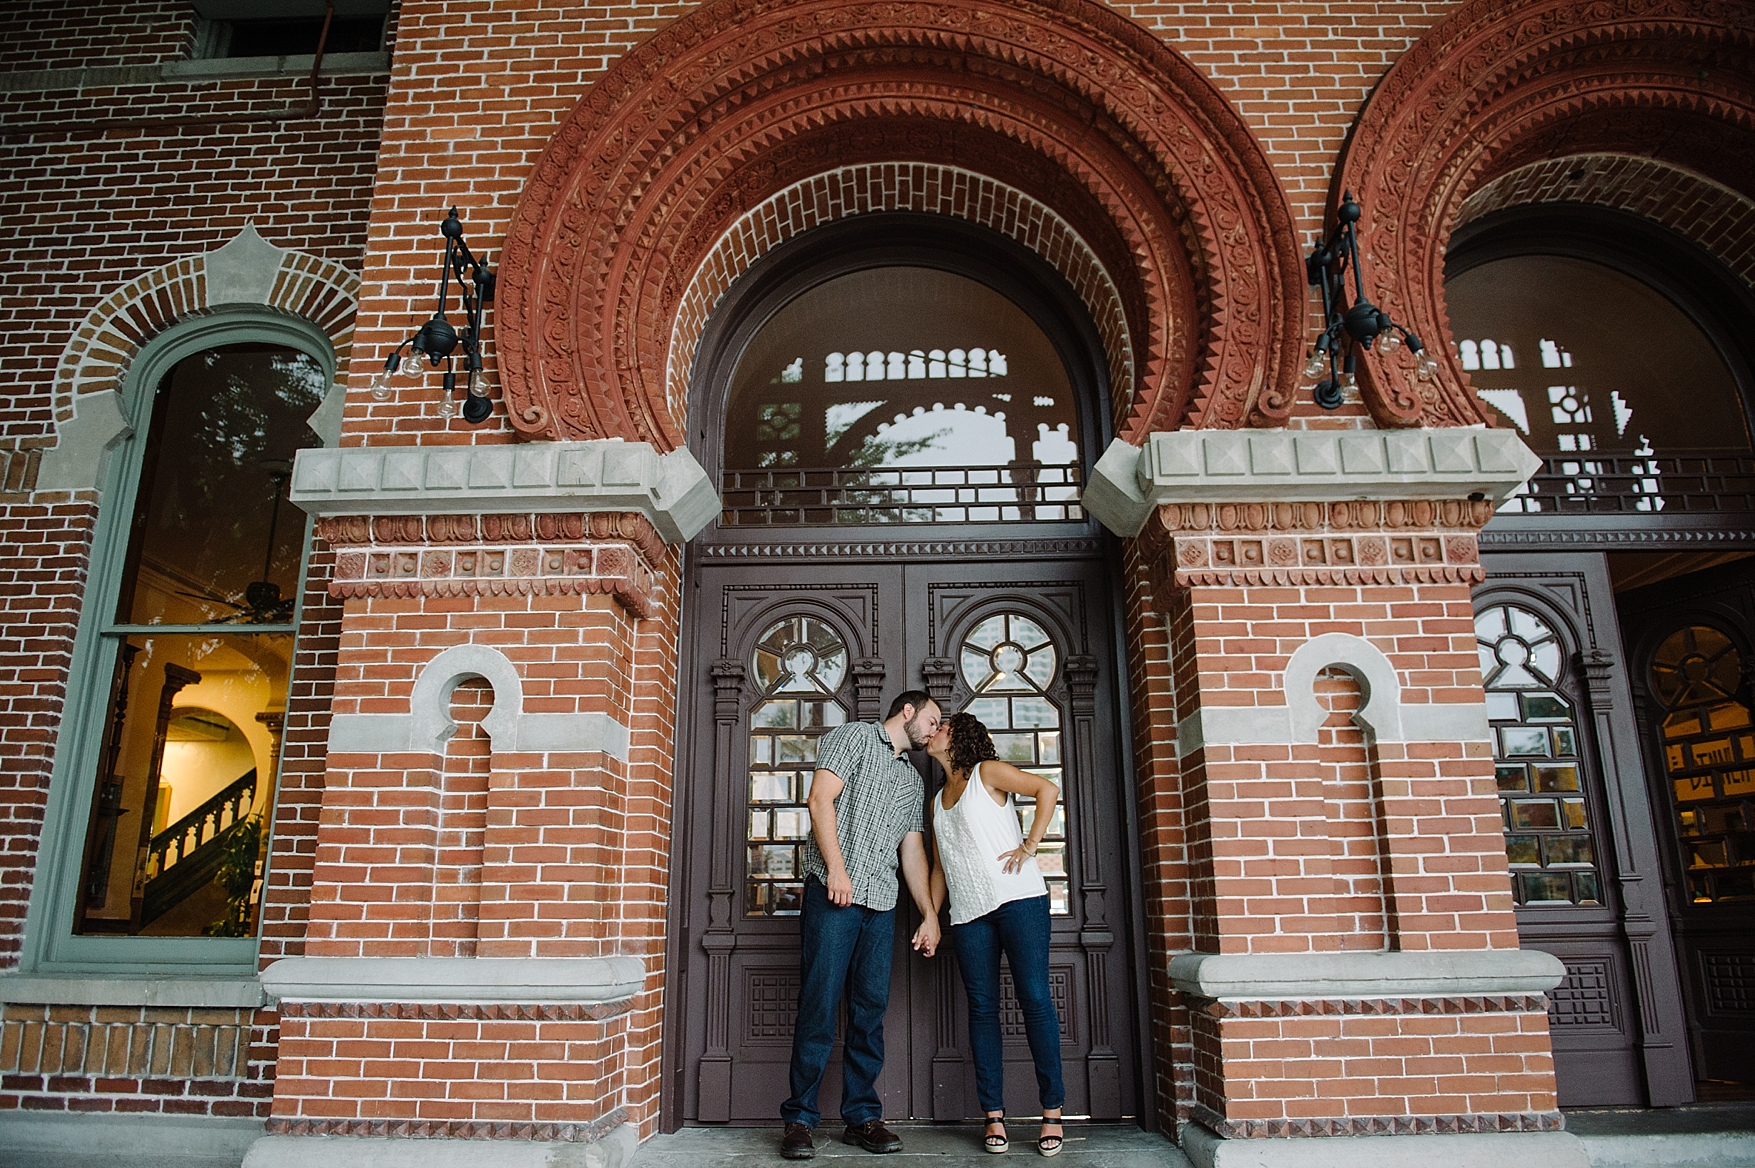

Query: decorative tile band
[276,999,631,1022]
[701,537,1103,560]
[1188,1103,1566,1140]
[319,513,665,618]
[1143,497,1493,589]
[318,512,668,565]
[1186,993,1550,1018]
[265,1106,628,1144]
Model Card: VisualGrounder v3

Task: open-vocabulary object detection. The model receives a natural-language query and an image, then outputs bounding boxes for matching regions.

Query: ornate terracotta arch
[497,0,1304,449]
[1335,0,1755,428]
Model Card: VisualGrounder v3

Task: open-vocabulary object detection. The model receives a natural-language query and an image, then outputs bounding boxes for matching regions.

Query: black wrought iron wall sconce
[1304,192,1438,409]
[369,208,497,424]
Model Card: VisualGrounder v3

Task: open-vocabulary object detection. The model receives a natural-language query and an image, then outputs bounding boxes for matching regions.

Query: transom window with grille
[744,615,851,916]
[1649,625,1755,903]
[1477,603,1603,906]
[958,612,1070,914]
[718,267,1084,526]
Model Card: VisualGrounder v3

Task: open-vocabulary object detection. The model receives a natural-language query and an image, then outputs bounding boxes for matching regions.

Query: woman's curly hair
[946,711,999,777]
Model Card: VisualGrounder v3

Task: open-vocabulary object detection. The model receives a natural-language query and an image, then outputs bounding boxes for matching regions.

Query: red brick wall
[0,0,193,72]
[1174,578,1512,956]
[1188,1000,1559,1137]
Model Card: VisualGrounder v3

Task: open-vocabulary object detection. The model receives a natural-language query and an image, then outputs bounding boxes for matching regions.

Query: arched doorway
[1449,203,1755,1104]
[667,215,1146,1125]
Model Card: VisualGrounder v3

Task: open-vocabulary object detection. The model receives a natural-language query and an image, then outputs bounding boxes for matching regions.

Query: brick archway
[1335,0,1755,428]
[1456,153,1755,291]
[497,0,1304,451]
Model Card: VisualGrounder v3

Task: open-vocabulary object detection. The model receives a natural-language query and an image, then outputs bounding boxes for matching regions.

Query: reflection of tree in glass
[134,348,325,622]
[846,428,948,468]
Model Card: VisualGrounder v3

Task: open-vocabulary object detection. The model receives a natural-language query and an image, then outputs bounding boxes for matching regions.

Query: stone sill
[1169,949,1566,1001]
[0,53,389,93]
[0,973,266,1008]
[260,955,647,1005]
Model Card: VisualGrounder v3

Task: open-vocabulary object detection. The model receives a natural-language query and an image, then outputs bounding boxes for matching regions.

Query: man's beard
[904,713,935,748]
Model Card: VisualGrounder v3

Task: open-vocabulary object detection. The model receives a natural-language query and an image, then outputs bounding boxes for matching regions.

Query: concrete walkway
[628,1124,1191,1168]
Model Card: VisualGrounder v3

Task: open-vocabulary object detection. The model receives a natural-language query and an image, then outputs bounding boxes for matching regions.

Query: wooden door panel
[677,554,1139,1123]
[904,560,1135,1120]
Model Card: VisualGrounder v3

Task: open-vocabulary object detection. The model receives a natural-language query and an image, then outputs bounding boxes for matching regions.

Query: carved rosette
[1144,498,1496,590]
[497,0,1305,447]
[317,512,667,618]
[1334,0,1755,428]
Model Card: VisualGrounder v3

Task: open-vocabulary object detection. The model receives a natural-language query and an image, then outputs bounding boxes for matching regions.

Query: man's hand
[826,867,854,907]
[911,914,940,957]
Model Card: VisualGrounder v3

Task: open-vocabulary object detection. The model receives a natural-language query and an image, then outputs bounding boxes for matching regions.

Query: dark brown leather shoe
[781,1122,817,1159]
[842,1119,903,1153]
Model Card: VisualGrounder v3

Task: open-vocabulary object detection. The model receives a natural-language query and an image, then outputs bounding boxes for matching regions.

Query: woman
[925,711,1064,1157]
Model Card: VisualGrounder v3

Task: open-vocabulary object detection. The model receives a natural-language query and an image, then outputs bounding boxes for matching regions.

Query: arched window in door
[745,614,851,916]
[1476,603,1604,906]
[958,611,1070,914]
[1648,625,1755,903]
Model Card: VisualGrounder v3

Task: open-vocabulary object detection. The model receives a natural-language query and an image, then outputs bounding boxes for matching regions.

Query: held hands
[911,913,940,958]
[998,844,1038,875]
[826,867,854,907]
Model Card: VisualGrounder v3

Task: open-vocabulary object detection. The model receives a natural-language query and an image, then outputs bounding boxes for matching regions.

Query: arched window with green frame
[29,313,334,974]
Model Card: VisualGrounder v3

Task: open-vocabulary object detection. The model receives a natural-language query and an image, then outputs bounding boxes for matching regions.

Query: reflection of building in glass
[1450,256,1751,513]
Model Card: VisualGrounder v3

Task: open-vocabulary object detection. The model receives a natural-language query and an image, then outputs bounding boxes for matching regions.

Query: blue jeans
[780,876,896,1127]
[950,894,1065,1115]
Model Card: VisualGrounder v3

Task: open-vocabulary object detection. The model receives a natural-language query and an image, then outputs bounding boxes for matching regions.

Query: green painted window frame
[21,312,336,976]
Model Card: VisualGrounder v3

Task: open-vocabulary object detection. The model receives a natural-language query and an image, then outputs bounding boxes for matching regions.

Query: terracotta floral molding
[497,0,1305,448]
[1335,0,1755,428]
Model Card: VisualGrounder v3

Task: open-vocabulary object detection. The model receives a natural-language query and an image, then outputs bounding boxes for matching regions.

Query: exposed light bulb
[1341,370,1357,391]
[1416,353,1438,381]
[1378,331,1401,355]
[1302,351,1325,380]
[369,367,394,402]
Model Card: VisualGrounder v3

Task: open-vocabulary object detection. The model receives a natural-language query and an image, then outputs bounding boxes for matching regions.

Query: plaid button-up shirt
[801,720,925,911]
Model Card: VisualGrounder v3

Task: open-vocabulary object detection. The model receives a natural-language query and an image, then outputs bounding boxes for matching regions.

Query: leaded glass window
[1650,626,1755,903]
[745,615,849,916]
[1476,604,1603,906]
[958,612,1069,914]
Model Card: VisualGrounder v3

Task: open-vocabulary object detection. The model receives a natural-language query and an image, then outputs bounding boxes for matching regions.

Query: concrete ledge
[290,441,719,544]
[242,1126,636,1168]
[1180,1126,1589,1168]
[1168,950,1566,1001]
[260,956,646,1006]
[163,53,391,80]
[0,1112,264,1168]
[1084,429,1540,537]
[0,973,265,1008]
[1578,1132,1755,1168]
[328,709,630,760]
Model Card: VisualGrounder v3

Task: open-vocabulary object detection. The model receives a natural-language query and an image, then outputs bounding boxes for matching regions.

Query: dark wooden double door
[673,553,1139,1123]
[1481,551,1755,1104]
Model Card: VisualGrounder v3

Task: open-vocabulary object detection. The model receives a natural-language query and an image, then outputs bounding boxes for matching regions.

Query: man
[779,690,943,1160]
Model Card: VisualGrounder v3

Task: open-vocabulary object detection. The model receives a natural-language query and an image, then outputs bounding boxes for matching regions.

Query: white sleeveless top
[934,762,1048,926]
